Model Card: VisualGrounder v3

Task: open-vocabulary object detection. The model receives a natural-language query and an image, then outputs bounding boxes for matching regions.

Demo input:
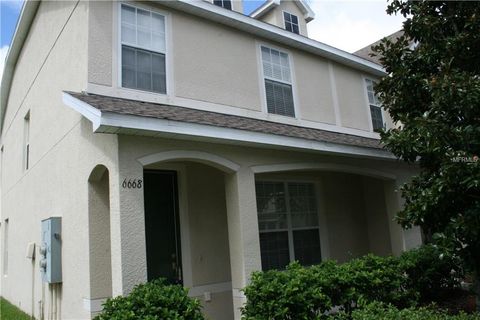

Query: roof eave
[0,0,40,135]
[160,0,385,75]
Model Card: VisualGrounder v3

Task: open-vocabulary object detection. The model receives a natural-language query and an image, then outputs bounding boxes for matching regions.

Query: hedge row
[338,303,480,320]
[242,244,466,319]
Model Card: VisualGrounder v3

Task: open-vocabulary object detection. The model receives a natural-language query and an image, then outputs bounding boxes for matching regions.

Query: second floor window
[121,4,166,94]
[213,0,232,10]
[365,79,384,131]
[261,46,295,117]
[283,12,299,34]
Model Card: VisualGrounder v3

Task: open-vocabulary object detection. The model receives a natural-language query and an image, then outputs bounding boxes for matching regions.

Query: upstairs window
[213,0,232,10]
[120,4,166,94]
[283,12,299,34]
[365,79,384,131]
[261,46,295,117]
[256,181,322,271]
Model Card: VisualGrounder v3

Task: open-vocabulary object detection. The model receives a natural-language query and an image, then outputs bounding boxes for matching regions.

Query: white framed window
[23,111,30,171]
[260,46,295,117]
[3,219,8,275]
[213,0,232,10]
[365,79,384,131]
[255,181,322,270]
[120,3,167,94]
[283,11,299,34]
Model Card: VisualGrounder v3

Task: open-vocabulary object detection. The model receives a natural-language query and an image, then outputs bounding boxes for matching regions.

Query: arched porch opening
[87,165,112,316]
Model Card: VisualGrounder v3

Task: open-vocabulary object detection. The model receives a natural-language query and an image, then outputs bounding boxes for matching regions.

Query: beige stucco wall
[186,163,231,286]
[333,62,372,131]
[86,0,393,133]
[172,11,262,112]
[0,1,121,319]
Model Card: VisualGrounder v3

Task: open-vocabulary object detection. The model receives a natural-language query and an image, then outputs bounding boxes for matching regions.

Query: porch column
[384,177,422,256]
[225,167,262,320]
[118,160,148,294]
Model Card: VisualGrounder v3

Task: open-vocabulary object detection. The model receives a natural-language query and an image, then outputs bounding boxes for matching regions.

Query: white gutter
[0,0,40,134]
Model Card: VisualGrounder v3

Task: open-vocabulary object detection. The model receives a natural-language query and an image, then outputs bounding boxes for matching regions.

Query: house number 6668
[122,178,142,189]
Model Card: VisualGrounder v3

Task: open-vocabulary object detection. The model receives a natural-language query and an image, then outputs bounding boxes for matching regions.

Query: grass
[0,298,31,320]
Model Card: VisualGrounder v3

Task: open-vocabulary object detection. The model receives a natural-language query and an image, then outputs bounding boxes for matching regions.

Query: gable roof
[63,91,392,160]
[250,0,315,22]
[354,30,404,65]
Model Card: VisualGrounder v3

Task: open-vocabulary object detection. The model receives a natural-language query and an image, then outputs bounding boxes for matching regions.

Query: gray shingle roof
[66,91,383,150]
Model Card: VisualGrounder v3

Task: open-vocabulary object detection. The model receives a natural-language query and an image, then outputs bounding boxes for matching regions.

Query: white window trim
[256,41,301,119]
[117,2,173,97]
[256,179,326,268]
[282,10,300,35]
[362,75,384,132]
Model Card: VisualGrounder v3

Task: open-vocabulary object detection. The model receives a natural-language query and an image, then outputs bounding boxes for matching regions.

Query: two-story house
[0,0,422,319]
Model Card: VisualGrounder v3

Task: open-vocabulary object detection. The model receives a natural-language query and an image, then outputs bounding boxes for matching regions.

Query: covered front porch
[86,137,422,320]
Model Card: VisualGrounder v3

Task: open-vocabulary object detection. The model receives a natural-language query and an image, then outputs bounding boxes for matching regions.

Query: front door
[144,170,182,284]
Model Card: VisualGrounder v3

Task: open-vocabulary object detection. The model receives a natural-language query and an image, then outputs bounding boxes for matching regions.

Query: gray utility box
[40,217,62,283]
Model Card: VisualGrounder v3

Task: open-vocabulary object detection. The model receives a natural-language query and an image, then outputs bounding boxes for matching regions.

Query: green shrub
[242,255,417,319]
[242,262,332,320]
[94,279,204,320]
[338,302,480,320]
[400,244,464,303]
[242,245,465,319]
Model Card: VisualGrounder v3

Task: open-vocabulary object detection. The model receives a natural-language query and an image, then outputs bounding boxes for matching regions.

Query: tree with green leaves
[373,0,480,307]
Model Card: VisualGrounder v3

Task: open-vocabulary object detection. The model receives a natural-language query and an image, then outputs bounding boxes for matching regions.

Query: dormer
[205,0,244,13]
[250,0,315,37]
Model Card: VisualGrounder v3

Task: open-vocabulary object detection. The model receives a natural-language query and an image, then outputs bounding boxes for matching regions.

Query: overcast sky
[0,0,405,81]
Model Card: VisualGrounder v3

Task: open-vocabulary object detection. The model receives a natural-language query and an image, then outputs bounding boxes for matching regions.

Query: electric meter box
[40,217,62,283]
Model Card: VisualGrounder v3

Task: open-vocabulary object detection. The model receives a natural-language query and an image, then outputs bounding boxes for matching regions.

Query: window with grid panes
[213,0,232,10]
[261,46,295,117]
[121,4,166,94]
[283,12,299,34]
[365,79,384,131]
[255,181,322,270]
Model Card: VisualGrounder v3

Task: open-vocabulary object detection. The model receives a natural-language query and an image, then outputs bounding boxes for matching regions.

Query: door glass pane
[260,232,290,270]
[293,229,321,266]
[255,182,287,230]
[144,171,183,284]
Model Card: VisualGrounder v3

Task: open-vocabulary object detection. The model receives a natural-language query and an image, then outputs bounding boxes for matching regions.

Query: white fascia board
[98,111,394,160]
[157,0,385,76]
[0,1,40,134]
[297,0,315,22]
[62,92,102,129]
